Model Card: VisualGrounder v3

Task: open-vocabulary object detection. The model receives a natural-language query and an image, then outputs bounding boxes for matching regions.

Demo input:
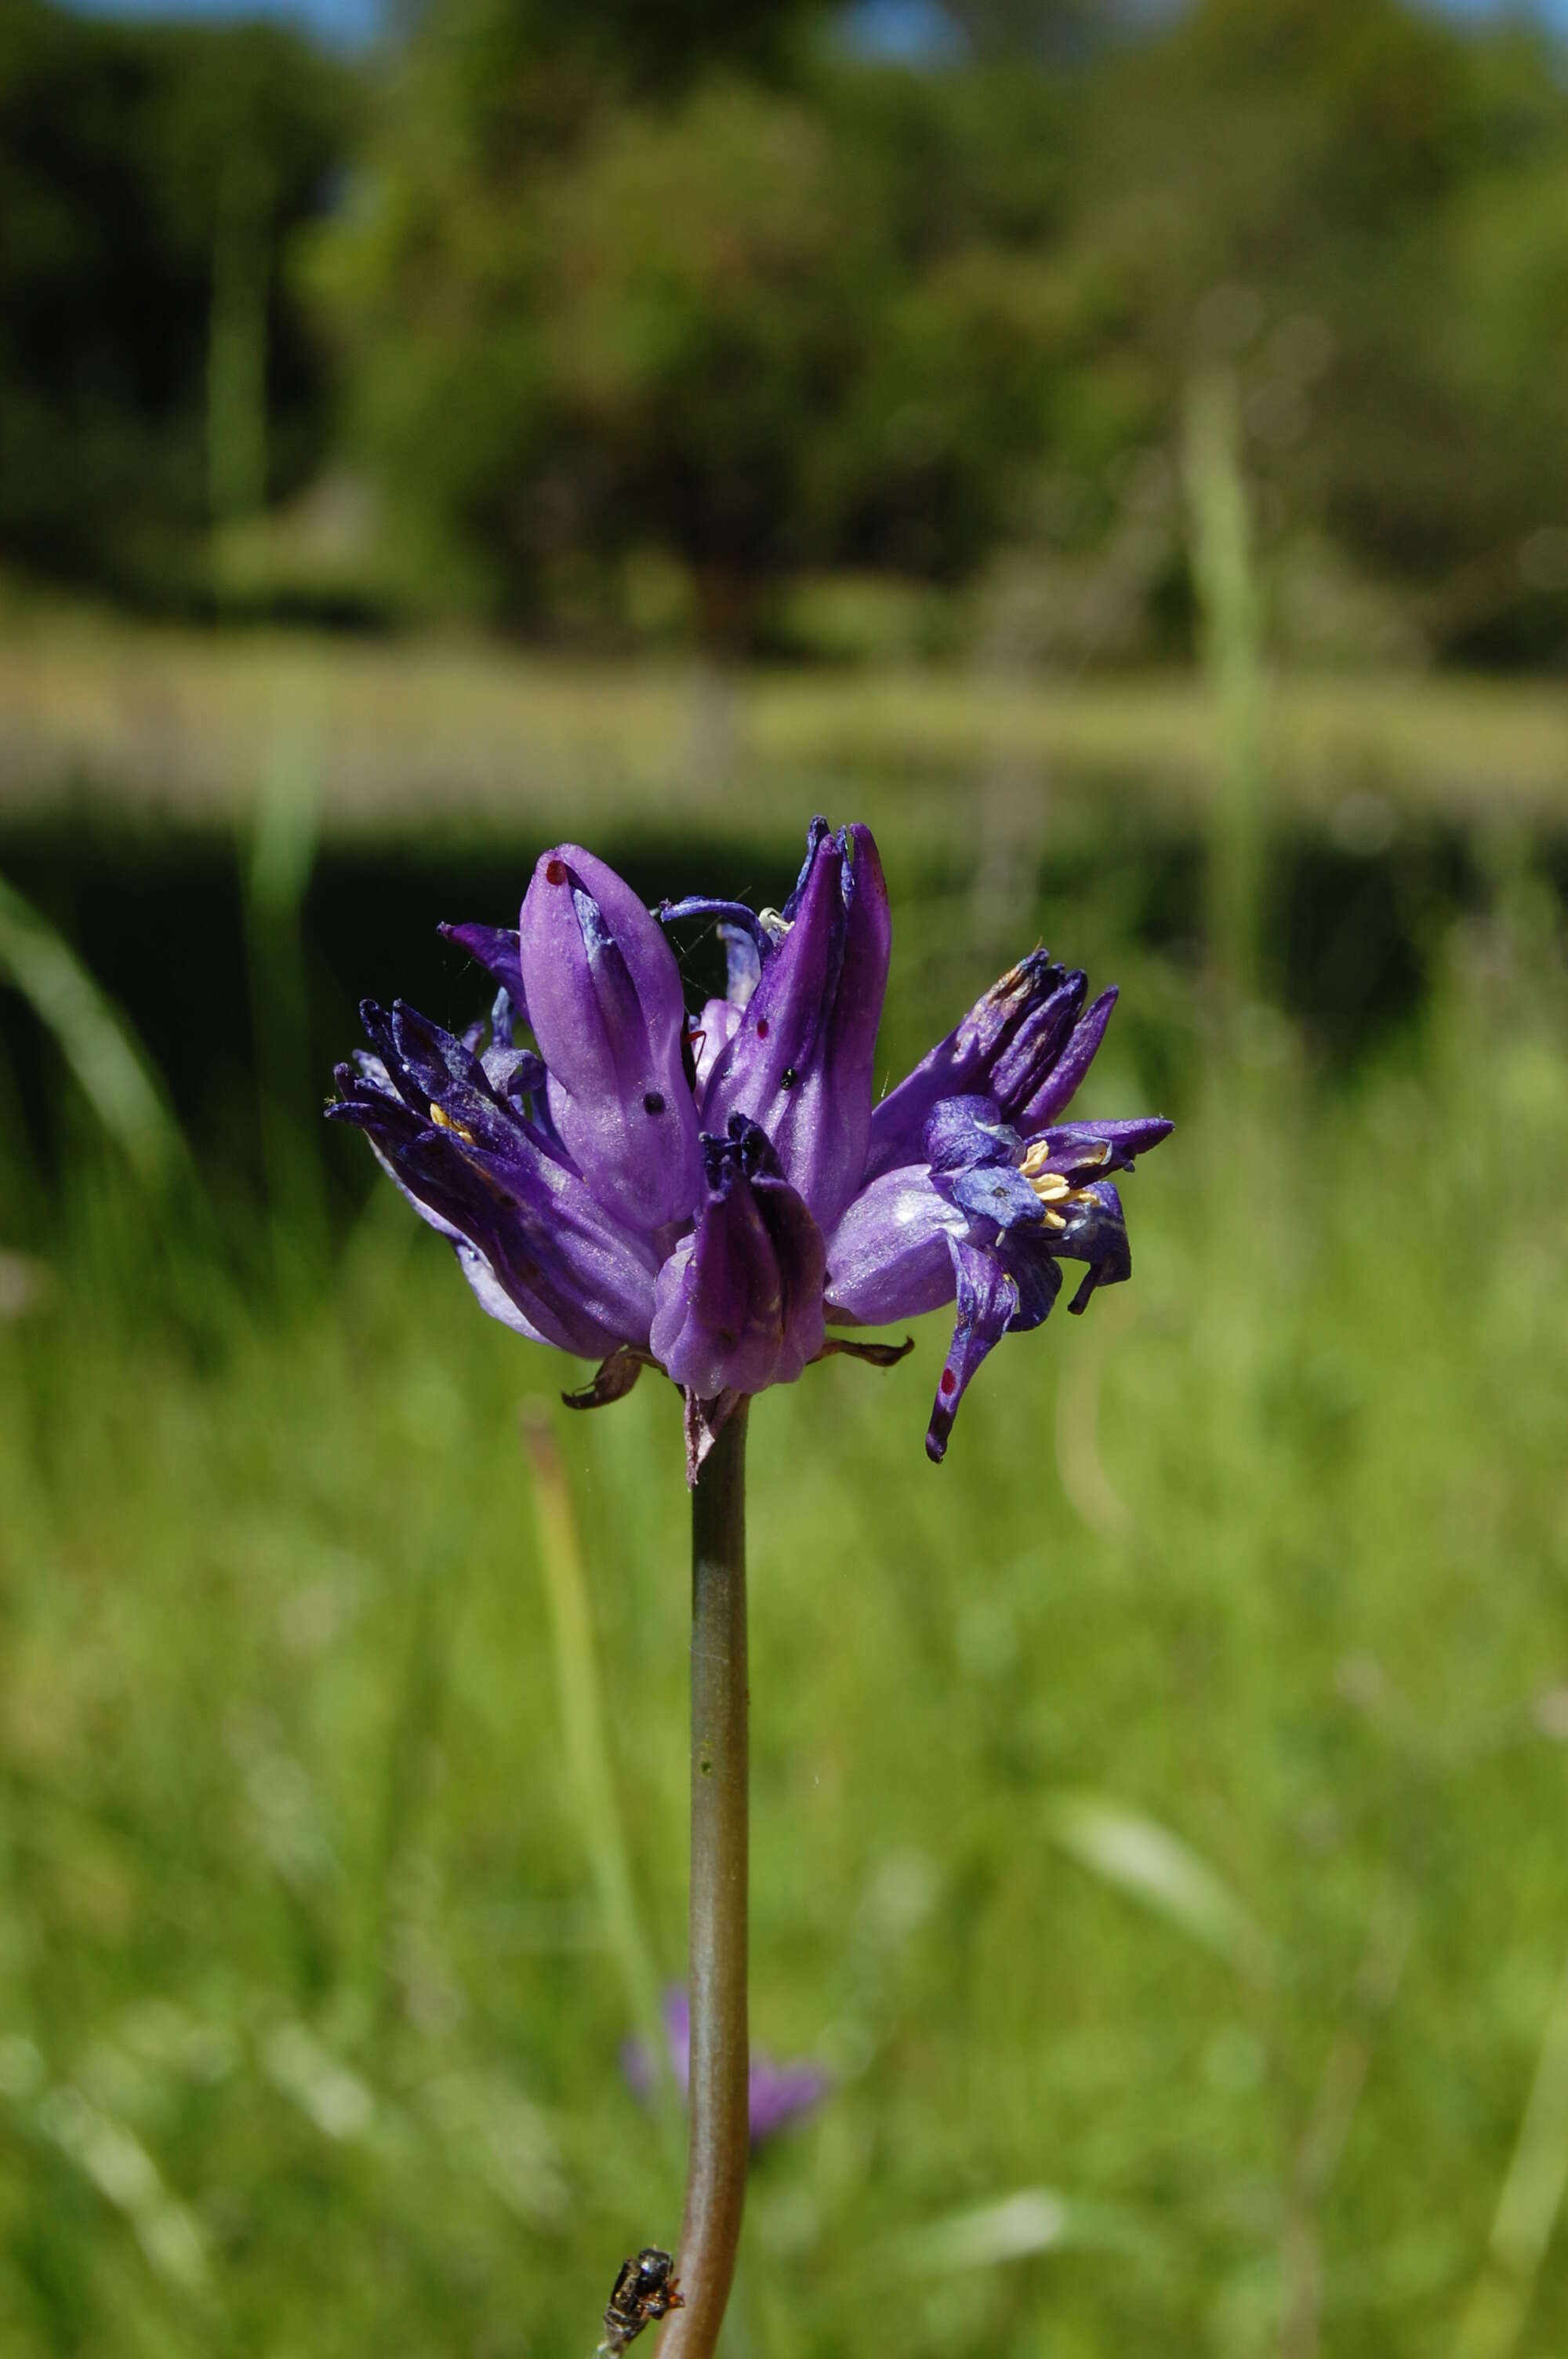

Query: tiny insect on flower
[328,821,1171,1474]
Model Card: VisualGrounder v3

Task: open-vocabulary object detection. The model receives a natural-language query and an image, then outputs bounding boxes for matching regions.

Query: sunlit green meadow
[2,802,1567,2356]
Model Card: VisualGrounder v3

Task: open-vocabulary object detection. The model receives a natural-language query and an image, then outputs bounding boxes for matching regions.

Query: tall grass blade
[245,706,327,1275]
[1047,1790,1270,1982]
[0,871,191,1192]
[877,2186,1146,2277]
[38,2082,209,2296]
[1184,365,1268,1014]
[362,1539,465,2059]
[1454,1943,1568,2359]
[521,1405,681,2159]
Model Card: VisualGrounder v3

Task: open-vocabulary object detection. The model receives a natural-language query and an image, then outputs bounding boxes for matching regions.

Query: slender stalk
[659,1403,750,2359]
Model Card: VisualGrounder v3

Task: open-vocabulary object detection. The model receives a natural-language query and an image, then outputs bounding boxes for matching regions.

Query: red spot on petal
[545,858,568,885]
[939,1369,956,1396]
[756,1017,769,1038]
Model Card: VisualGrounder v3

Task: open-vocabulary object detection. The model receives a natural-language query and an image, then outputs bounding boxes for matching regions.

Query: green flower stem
[660,1402,750,2359]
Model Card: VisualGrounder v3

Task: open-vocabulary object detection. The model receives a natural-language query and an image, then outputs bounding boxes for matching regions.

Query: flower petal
[655,897,773,974]
[1015,987,1118,1132]
[702,823,890,1230]
[439,921,527,1017]
[1024,1114,1174,1182]
[519,845,701,1234]
[924,1235,1024,1464]
[921,1094,1044,1230]
[746,2054,832,2146]
[622,1985,829,2148]
[718,923,763,1011]
[649,1117,826,1403]
[986,968,1089,1121]
[692,997,744,1103]
[1054,1179,1132,1313]
[866,948,1076,1180]
[329,1012,659,1357]
[822,1165,964,1325]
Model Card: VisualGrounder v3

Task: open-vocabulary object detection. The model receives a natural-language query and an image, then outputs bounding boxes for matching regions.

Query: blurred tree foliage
[0,0,347,603]
[310,0,1081,642]
[314,0,1568,657]
[7,0,1568,661]
[1062,0,1568,663]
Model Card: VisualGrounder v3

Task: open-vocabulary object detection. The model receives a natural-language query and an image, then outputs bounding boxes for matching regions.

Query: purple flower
[328,820,1170,1471]
[622,1987,829,2148]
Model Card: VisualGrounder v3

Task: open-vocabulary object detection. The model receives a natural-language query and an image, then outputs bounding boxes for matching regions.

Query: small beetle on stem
[598,2248,684,2354]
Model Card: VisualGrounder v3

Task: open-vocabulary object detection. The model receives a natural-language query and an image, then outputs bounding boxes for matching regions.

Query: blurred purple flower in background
[622,1987,829,2149]
[329,819,1170,1471]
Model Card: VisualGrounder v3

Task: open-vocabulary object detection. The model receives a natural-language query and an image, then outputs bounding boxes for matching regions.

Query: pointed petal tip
[842,819,887,887]
[529,841,582,878]
[519,837,700,1232]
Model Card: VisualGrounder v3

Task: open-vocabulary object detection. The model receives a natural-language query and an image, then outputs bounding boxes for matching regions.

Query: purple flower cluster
[328,820,1169,1474]
[622,1987,829,2149]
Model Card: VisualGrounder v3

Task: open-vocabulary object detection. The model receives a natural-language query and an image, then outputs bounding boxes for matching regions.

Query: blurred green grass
[2,837,1567,2357]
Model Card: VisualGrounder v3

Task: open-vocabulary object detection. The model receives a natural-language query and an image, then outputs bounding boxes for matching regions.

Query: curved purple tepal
[327,1007,661,1358]
[648,1117,826,1402]
[985,969,1089,1125]
[1015,987,1118,1134]
[925,1234,1046,1464]
[1054,1179,1132,1313]
[1024,1114,1174,1181]
[702,824,891,1231]
[865,948,1074,1182]
[518,845,701,1235]
[822,1165,965,1326]
[439,921,527,1018]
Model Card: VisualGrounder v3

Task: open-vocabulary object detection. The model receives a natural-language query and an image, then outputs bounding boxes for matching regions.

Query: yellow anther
[430,1102,477,1144]
[1023,1136,1111,1178]
[1041,1208,1068,1230]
